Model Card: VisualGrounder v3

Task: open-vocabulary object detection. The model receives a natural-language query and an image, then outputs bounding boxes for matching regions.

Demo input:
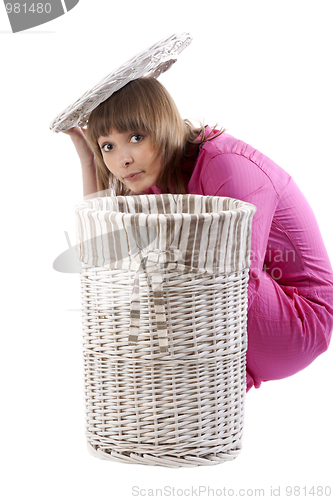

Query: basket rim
[75,194,257,218]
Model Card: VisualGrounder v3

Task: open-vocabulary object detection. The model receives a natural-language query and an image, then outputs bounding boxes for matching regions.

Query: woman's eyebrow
[98,135,111,143]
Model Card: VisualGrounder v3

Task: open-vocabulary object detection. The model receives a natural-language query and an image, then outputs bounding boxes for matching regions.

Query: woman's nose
[117,148,133,167]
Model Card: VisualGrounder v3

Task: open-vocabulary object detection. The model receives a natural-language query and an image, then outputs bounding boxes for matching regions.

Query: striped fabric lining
[75,194,256,351]
[75,194,256,274]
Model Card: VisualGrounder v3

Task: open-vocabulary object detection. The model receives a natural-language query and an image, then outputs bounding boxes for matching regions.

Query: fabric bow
[128,248,182,352]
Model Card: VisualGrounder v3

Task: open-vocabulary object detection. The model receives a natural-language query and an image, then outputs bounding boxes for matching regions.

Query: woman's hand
[63,127,95,168]
[63,127,98,198]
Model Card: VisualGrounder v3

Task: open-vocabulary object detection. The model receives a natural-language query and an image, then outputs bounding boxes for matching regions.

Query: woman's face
[97,129,162,193]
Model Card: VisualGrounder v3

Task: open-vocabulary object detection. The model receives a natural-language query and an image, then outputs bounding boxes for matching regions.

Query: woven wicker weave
[75,194,256,467]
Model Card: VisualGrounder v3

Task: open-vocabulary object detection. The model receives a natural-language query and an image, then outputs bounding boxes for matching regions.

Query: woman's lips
[123,171,144,180]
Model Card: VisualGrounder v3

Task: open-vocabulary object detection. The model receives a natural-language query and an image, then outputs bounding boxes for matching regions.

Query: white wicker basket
[75,194,256,467]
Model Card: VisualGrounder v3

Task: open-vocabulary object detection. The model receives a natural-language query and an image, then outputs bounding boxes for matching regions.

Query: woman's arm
[63,127,98,199]
[200,152,280,309]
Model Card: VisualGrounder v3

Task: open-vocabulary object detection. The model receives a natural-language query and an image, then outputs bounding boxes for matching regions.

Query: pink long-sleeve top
[144,127,333,390]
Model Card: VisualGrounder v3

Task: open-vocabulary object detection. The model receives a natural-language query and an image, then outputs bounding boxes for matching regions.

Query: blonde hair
[86,77,224,195]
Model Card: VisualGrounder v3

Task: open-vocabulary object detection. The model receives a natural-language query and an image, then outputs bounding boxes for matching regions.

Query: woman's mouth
[123,171,144,180]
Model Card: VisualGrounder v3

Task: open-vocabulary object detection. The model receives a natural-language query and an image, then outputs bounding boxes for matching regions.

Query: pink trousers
[245,176,333,390]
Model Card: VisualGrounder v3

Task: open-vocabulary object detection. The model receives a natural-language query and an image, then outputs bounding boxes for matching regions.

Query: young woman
[65,77,333,391]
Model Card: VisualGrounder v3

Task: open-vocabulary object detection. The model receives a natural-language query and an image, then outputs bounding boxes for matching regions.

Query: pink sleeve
[201,153,280,307]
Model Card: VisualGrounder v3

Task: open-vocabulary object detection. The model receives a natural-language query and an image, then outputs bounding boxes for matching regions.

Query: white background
[1,1,332,498]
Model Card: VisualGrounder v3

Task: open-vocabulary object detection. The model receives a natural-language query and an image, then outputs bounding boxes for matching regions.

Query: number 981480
[5,3,52,14]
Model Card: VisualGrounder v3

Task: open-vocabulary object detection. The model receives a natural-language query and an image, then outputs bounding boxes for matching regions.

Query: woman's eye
[130,134,143,143]
[101,143,113,152]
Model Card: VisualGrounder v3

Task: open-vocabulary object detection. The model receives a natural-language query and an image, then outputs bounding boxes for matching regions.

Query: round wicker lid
[49,32,193,133]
